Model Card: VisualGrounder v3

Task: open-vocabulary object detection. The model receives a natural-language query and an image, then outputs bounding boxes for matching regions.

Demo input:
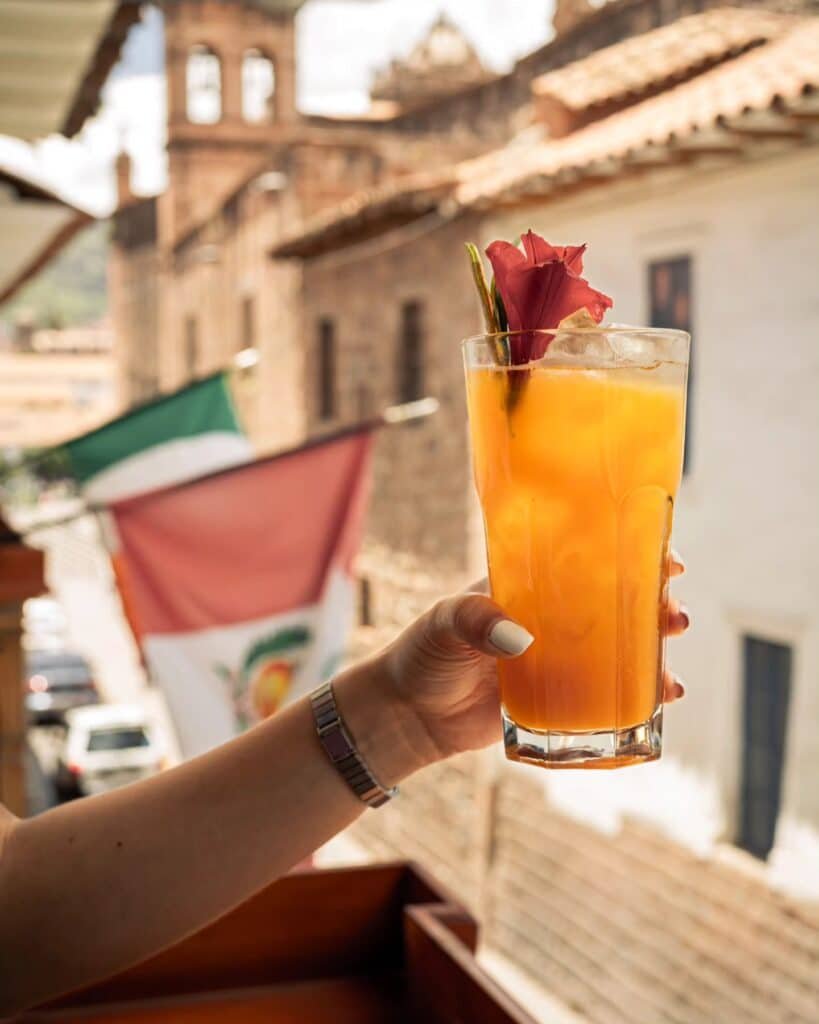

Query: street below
[13,499,180,813]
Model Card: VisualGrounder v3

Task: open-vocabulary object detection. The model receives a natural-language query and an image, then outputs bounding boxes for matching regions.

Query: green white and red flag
[109,429,373,758]
[63,373,253,504]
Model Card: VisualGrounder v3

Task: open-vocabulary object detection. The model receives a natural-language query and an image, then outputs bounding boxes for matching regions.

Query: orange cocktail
[464,329,689,768]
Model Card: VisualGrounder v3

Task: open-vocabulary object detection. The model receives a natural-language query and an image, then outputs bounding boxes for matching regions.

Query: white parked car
[56,705,164,799]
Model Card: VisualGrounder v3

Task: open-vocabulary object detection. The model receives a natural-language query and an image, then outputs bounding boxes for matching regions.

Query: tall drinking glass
[464,328,690,768]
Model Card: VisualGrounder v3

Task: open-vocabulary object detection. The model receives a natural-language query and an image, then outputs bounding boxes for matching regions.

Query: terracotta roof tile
[273,19,819,259]
[456,19,819,207]
[485,781,819,1024]
[350,760,819,1024]
[532,7,797,112]
[271,171,456,258]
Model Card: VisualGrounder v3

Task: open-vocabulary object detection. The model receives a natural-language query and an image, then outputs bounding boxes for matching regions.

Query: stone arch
[241,48,276,122]
[186,44,222,124]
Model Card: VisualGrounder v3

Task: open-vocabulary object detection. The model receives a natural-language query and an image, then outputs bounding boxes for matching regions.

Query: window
[648,256,692,471]
[185,316,198,376]
[224,193,241,228]
[318,318,336,421]
[87,728,149,752]
[186,45,222,124]
[738,635,793,860]
[358,577,373,627]
[242,49,275,122]
[240,295,255,353]
[397,300,425,404]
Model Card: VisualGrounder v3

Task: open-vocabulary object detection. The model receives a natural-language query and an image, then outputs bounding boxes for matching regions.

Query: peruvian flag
[110,429,373,759]
[62,373,255,649]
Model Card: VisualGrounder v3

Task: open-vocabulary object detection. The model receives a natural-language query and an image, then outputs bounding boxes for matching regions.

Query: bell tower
[160,0,305,245]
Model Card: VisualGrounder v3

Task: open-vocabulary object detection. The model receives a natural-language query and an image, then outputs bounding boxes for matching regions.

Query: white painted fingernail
[489,619,534,656]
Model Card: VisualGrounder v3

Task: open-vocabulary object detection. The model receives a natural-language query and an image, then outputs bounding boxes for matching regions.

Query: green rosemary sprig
[465,244,506,366]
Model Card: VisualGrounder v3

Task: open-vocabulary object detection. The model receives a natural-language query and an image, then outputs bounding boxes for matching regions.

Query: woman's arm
[0,653,427,1015]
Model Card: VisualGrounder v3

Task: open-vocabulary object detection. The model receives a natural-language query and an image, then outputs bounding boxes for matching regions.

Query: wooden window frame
[647,255,693,473]
[397,299,425,405]
[318,317,336,422]
[737,633,793,860]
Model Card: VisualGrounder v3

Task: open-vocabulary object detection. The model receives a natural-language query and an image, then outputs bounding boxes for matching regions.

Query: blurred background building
[0,318,116,451]
[2,1,819,1022]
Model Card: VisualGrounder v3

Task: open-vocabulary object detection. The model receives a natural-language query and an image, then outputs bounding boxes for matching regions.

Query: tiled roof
[272,18,819,260]
[456,18,819,207]
[351,758,819,1024]
[489,778,819,1024]
[532,7,796,112]
[272,172,457,258]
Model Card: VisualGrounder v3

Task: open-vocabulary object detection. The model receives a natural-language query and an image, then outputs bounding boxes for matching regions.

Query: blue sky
[0,1,555,213]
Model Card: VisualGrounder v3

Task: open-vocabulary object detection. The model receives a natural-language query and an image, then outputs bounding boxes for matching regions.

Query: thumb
[429,593,534,659]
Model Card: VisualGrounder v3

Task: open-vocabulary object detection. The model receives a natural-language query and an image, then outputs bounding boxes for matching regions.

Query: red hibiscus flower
[485,230,613,363]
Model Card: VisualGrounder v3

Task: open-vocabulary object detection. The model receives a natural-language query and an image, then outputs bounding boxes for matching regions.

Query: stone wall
[110,199,161,406]
[300,214,486,585]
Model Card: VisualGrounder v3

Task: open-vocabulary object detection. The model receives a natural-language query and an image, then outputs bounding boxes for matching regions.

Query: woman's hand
[342,552,690,782]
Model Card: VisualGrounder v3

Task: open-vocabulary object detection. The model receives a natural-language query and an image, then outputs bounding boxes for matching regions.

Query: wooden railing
[24,862,538,1023]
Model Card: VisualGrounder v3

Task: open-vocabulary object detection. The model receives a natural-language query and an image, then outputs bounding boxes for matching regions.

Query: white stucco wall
[485,146,819,898]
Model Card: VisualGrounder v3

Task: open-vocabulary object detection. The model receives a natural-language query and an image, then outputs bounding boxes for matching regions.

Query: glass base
[502,707,662,770]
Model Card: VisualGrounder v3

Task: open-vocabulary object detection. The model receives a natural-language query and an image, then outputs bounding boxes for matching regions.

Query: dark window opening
[738,635,792,860]
[318,318,336,421]
[224,193,241,228]
[648,256,692,472]
[397,300,425,404]
[87,728,149,752]
[358,577,373,627]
